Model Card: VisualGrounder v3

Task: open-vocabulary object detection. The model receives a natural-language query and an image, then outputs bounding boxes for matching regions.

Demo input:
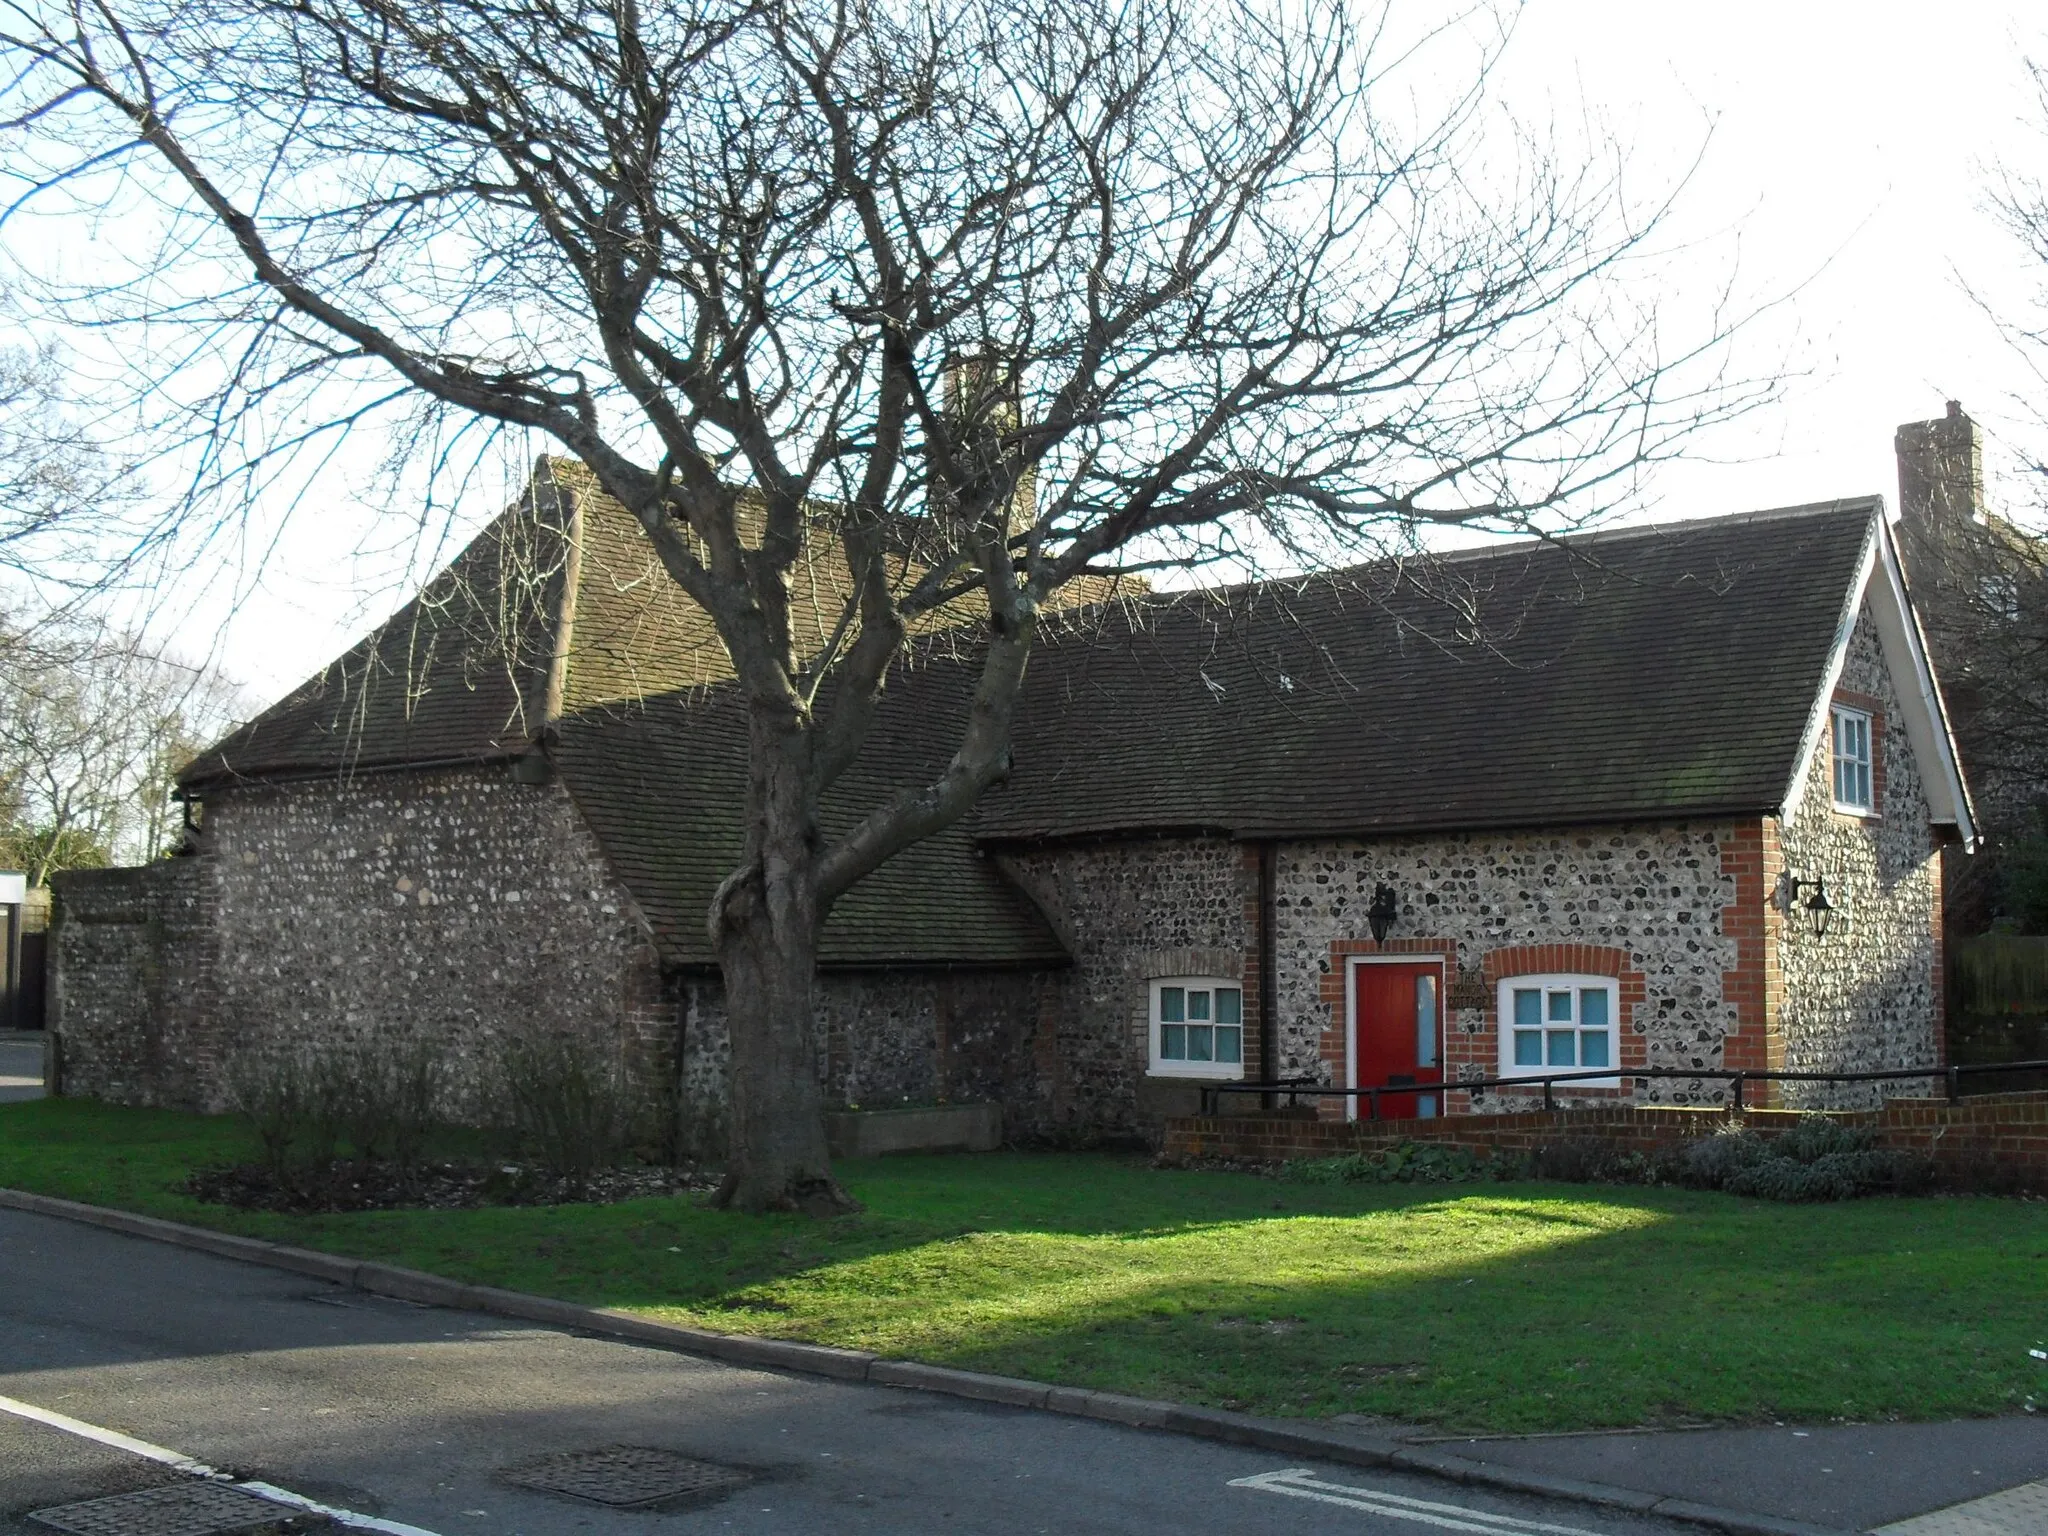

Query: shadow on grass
[4,1099,2045,1431]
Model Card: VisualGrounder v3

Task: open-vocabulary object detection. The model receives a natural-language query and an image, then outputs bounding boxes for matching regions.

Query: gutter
[979,803,1792,852]
[177,751,528,797]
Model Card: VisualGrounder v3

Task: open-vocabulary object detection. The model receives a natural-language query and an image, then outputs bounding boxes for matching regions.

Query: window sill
[1494,1072,1623,1090]
[1830,803,1880,821]
[1146,1065,1246,1081]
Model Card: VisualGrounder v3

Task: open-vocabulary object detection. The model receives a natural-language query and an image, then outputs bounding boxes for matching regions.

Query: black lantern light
[1802,875,1833,939]
[1367,882,1400,944]
[1772,870,1835,940]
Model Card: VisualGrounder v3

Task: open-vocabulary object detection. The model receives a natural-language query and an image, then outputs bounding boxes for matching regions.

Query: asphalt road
[0,1206,1713,1536]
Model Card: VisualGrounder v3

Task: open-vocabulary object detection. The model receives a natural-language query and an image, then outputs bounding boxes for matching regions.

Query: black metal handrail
[1195,1059,2048,1119]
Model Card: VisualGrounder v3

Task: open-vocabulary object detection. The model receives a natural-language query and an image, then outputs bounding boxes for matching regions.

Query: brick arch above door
[1314,937,1458,1099]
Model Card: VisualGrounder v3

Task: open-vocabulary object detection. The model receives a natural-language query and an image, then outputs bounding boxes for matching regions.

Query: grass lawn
[2,1096,2044,1434]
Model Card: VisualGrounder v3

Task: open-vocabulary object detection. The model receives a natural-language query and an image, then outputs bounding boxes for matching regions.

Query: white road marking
[1229,1469,1613,1536]
[0,1390,221,1476]
[0,1389,445,1536]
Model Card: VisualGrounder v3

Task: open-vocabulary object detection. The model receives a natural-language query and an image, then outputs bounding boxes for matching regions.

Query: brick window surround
[1462,944,1647,1111]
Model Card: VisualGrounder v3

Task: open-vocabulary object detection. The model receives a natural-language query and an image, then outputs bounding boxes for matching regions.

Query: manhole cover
[499,1446,752,1507]
[27,1483,321,1536]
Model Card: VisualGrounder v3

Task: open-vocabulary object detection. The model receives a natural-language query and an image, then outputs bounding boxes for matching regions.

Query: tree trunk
[709,698,857,1214]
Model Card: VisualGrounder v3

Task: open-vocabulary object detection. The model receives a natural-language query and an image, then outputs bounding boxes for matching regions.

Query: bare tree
[0,0,1765,1208]
[1930,54,2048,873]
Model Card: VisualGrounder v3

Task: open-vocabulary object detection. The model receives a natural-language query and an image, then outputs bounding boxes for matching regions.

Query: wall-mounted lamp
[1368,882,1400,944]
[1772,870,1834,939]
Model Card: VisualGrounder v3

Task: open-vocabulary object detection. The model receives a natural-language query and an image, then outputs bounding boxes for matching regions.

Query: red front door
[1353,961,1444,1119]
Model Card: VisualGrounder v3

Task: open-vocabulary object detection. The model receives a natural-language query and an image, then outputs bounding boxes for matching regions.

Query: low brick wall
[1162,1090,2048,1188]
[1164,1104,1733,1164]
[1877,1091,2048,1183]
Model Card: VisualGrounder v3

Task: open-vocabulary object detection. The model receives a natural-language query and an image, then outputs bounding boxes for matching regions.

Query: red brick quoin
[1719,819,1779,1090]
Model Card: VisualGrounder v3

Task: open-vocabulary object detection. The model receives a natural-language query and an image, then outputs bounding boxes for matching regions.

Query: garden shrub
[1678,1115,1931,1201]
[1284,1142,1495,1185]
[226,1038,447,1195]
[1507,1116,1934,1200]
[497,1033,630,1187]
[1526,1139,1627,1184]
[332,1039,444,1171]
[1678,1120,1770,1188]
[227,1048,344,1192]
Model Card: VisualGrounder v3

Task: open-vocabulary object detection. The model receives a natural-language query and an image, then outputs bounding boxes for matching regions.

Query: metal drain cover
[27,1483,321,1536]
[500,1446,752,1507]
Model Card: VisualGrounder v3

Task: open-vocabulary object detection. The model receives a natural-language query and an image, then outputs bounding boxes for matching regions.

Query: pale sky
[25,0,2048,707]
[1492,0,2047,519]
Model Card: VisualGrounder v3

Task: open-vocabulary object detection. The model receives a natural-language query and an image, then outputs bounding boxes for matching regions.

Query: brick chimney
[936,354,1036,538]
[1896,400,1985,532]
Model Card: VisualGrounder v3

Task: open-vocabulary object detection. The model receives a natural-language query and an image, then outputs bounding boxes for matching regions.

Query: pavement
[0,1037,42,1104]
[0,1197,2044,1536]
[1420,1419,2048,1534]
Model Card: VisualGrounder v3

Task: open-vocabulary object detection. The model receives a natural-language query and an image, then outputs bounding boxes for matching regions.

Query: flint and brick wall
[675,968,1066,1140]
[997,838,1253,1133]
[1168,1103,1746,1163]
[1271,824,1745,1111]
[203,768,664,1116]
[1774,606,1944,1103]
[53,765,1067,1139]
[52,767,670,1117]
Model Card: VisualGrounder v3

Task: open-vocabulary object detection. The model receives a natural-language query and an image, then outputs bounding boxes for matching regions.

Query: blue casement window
[1831,705,1873,814]
[1150,979,1245,1078]
[1498,976,1618,1082]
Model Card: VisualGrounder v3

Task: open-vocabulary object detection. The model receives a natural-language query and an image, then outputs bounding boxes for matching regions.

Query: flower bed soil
[184,1159,720,1213]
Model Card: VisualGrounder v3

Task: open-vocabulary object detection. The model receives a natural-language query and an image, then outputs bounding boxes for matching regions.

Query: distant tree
[0,615,241,885]
[1994,816,2048,934]
[1922,52,2048,893]
[0,0,1768,1209]
[0,327,145,594]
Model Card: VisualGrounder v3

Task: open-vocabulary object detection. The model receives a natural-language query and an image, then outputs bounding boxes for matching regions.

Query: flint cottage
[51,461,1973,1142]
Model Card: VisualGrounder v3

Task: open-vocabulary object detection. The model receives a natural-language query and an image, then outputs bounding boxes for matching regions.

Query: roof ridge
[1531,495,1885,551]
[1002,495,1886,631]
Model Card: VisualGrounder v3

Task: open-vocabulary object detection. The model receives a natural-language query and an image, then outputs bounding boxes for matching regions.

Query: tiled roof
[968,499,1880,841]
[179,476,573,786]
[555,497,1878,966]
[184,459,1128,788]
[551,681,1069,968]
[184,471,1883,970]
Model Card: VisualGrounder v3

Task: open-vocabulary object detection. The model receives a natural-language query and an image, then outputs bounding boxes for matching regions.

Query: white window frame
[1496,974,1620,1087]
[1147,977,1246,1079]
[1831,704,1874,815]
[1344,955,1448,1121]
